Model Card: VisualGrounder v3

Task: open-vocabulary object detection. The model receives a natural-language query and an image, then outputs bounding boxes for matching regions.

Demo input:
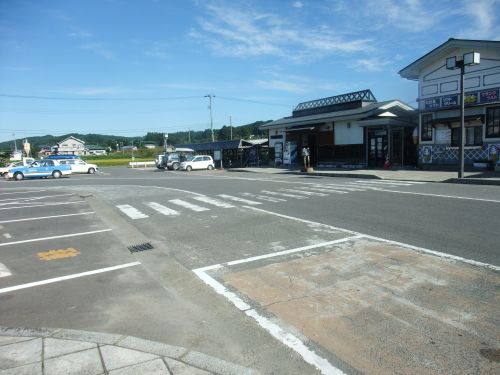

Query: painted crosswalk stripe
[146,202,180,216]
[373,179,427,184]
[280,188,329,197]
[355,180,414,186]
[317,184,367,191]
[169,199,210,212]
[193,196,235,208]
[241,192,286,202]
[308,185,363,192]
[336,183,382,190]
[217,194,262,205]
[260,190,307,199]
[0,262,11,278]
[117,204,149,219]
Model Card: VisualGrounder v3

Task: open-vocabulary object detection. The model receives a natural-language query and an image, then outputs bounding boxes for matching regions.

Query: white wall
[419,46,500,110]
[334,121,363,145]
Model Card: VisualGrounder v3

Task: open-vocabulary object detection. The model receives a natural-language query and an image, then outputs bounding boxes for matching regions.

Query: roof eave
[399,38,500,80]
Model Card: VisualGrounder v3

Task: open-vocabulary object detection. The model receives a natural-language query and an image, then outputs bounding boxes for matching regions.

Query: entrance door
[392,130,402,166]
[368,130,387,167]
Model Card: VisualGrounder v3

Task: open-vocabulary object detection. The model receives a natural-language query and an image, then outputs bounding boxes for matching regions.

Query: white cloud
[458,0,500,39]
[80,43,115,60]
[190,1,372,60]
[352,58,392,72]
[292,1,304,8]
[71,87,131,96]
[256,72,345,93]
[144,42,169,58]
[68,28,93,39]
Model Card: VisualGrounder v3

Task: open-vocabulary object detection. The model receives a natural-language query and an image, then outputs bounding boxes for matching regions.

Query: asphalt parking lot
[1,170,499,375]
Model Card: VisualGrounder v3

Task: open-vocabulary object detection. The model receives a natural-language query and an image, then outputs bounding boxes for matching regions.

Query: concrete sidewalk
[0,327,259,375]
[227,166,500,185]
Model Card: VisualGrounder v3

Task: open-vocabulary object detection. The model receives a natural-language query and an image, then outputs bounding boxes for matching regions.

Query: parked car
[58,159,98,174]
[0,158,35,176]
[180,155,214,171]
[155,148,195,170]
[0,161,25,177]
[6,159,72,180]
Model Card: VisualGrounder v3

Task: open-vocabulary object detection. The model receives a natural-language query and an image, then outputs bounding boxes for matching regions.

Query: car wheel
[172,162,180,170]
[52,170,62,179]
[186,165,192,172]
[207,164,214,170]
[88,168,95,174]
[14,172,24,181]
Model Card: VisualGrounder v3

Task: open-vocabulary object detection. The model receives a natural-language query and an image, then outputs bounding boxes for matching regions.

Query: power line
[217,95,291,108]
[0,94,204,101]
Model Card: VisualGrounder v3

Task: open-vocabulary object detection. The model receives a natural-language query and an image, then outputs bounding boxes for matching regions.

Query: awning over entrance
[285,124,320,132]
[358,118,415,128]
[431,114,484,125]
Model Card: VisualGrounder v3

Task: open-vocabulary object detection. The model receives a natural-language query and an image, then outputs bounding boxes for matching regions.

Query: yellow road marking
[37,248,80,261]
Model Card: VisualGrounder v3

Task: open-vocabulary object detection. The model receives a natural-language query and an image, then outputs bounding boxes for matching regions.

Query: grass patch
[84,158,153,167]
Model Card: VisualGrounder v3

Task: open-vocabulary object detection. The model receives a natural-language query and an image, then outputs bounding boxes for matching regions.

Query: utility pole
[229,116,233,140]
[205,94,215,142]
[12,133,17,152]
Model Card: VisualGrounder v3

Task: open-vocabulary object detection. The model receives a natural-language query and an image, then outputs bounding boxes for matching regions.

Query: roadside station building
[399,38,500,166]
[261,90,417,168]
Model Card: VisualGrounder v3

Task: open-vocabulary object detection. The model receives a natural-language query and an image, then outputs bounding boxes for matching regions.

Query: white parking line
[194,205,498,375]
[0,262,141,294]
[243,206,499,270]
[169,199,210,212]
[0,229,112,247]
[227,236,363,266]
[117,204,149,219]
[374,189,500,203]
[0,190,47,195]
[0,212,95,224]
[0,201,88,210]
[0,193,75,203]
[146,202,180,216]
[0,262,12,278]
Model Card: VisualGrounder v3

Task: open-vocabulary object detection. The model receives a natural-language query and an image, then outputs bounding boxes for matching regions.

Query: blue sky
[1,0,500,143]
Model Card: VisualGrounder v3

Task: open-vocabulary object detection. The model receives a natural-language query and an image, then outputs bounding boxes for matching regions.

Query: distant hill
[0,121,272,154]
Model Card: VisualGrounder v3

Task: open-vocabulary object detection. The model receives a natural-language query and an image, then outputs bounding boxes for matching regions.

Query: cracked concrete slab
[220,238,500,375]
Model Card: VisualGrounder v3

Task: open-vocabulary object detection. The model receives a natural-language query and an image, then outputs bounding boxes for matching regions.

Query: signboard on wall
[423,87,500,110]
[283,141,297,165]
[422,146,433,164]
[436,128,451,143]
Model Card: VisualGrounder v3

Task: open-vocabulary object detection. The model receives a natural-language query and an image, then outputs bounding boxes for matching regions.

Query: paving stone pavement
[0,327,260,375]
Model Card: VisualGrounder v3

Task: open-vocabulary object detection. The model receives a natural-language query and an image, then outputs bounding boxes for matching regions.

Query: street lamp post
[446,51,480,178]
[205,94,215,142]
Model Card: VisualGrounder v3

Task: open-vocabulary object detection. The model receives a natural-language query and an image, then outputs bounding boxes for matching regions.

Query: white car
[180,155,214,171]
[0,158,36,176]
[59,159,98,174]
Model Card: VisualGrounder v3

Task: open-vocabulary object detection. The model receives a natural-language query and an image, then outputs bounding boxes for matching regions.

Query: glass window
[486,106,500,138]
[451,126,482,146]
[421,114,433,141]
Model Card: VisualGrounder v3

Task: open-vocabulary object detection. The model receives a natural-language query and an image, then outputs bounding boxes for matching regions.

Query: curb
[227,168,500,185]
[0,326,260,375]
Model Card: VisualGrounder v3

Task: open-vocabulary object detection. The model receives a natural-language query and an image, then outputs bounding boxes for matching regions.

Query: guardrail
[129,161,156,168]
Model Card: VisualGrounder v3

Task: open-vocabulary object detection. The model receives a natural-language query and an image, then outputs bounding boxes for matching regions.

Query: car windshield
[184,155,194,161]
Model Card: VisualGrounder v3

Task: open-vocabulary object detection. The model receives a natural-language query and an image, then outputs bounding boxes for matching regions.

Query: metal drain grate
[128,242,154,253]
